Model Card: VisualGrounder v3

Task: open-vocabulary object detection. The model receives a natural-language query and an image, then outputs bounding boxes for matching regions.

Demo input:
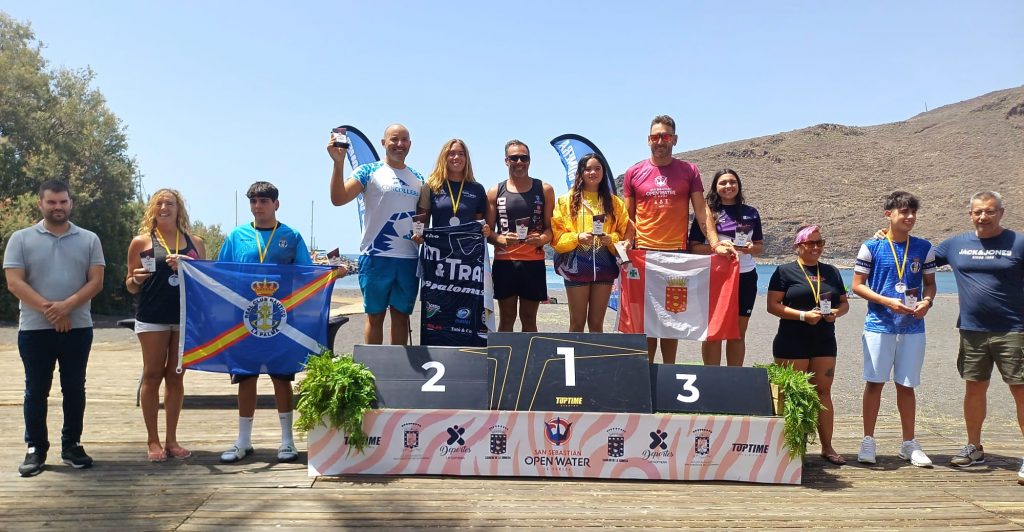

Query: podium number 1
[558,347,576,387]
[676,373,699,403]
[421,361,446,392]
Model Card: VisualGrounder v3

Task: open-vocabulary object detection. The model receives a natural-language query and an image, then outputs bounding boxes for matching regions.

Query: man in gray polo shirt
[3,180,105,477]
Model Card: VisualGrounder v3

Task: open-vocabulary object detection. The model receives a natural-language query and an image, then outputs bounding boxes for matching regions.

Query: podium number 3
[421,361,446,392]
[675,373,699,403]
[558,347,576,386]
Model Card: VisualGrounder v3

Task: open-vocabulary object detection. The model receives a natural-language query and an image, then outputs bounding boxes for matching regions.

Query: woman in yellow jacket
[551,153,630,332]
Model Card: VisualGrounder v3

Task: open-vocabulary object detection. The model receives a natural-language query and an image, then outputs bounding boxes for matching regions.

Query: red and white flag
[617,250,739,341]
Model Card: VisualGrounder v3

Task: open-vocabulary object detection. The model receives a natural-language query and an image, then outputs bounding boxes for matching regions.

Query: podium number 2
[421,361,446,392]
[675,373,699,403]
[558,347,576,387]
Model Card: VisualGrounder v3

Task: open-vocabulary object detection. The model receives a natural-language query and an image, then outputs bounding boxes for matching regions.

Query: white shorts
[134,321,181,334]
[862,331,926,387]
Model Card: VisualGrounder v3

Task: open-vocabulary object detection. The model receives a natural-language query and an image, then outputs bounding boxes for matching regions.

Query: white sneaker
[898,439,933,467]
[1017,457,1024,486]
[857,436,876,464]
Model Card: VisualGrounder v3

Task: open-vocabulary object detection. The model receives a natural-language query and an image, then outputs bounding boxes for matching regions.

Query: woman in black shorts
[766,224,849,465]
[688,169,763,366]
[125,189,205,462]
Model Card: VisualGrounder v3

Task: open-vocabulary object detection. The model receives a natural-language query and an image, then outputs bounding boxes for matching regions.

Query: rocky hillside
[619,87,1024,260]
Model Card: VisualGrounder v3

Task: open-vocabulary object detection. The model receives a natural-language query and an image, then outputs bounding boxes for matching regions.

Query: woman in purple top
[688,169,763,366]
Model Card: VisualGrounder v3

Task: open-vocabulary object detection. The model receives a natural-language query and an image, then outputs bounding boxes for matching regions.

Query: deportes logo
[446,425,466,446]
[243,280,287,338]
[649,429,669,450]
[544,417,573,446]
[425,303,441,318]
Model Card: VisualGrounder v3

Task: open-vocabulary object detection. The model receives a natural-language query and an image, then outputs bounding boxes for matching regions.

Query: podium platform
[308,408,801,485]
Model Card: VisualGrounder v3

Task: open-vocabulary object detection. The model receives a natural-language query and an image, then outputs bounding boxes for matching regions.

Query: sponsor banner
[178,260,337,374]
[420,222,494,346]
[549,133,617,194]
[617,250,740,341]
[342,125,381,231]
[308,409,800,484]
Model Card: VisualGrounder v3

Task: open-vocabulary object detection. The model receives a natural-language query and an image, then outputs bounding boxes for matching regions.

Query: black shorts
[738,270,758,318]
[230,373,296,384]
[493,260,548,302]
[772,322,837,359]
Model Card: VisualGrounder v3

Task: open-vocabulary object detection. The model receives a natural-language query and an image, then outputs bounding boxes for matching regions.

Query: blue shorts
[358,255,418,315]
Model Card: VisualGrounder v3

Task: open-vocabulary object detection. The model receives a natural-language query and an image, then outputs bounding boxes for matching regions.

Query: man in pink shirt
[624,115,731,363]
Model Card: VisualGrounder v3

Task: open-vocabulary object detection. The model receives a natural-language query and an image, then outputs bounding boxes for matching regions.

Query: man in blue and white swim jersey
[328,124,423,344]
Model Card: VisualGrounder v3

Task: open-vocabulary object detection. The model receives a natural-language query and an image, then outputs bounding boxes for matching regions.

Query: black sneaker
[61,444,93,469]
[18,451,46,477]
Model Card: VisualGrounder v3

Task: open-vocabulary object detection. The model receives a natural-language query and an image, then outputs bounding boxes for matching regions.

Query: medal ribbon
[797,258,821,305]
[886,233,909,287]
[253,222,279,264]
[445,179,466,220]
[155,229,180,256]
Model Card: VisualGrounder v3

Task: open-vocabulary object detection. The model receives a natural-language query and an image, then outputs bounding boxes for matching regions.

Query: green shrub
[757,363,824,459]
[294,350,376,453]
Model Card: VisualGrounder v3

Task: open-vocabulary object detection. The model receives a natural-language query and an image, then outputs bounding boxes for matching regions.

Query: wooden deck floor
[1,333,1023,530]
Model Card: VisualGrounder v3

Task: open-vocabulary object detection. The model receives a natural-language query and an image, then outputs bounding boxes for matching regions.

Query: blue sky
[5,1,1023,253]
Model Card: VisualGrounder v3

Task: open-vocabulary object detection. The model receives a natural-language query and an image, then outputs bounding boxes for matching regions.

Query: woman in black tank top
[125,189,206,462]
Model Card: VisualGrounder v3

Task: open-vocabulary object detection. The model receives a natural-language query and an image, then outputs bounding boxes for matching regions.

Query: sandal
[148,448,168,462]
[165,446,192,460]
[821,452,846,465]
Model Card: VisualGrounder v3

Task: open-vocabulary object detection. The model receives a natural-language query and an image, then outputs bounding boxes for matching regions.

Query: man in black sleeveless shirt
[486,140,556,331]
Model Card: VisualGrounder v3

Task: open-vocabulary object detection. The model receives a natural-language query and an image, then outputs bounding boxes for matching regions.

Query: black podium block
[352,345,489,410]
[487,333,652,413]
[650,364,773,416]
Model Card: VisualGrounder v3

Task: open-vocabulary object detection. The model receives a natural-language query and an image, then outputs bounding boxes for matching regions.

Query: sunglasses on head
[648,133,674,143]
[507,155,530,163]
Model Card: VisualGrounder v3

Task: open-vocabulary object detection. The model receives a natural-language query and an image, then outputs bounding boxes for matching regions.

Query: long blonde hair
[137,188,192,236]
[426,139,476,192]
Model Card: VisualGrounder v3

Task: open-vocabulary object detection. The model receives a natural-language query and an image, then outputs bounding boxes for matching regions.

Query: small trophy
[592,214,606,236]
[818,291,833,315]
[140,250,156,273]
[412,214,427,237]
[326,248,342,267]
[903,287,919,308]
[515,217,530,241]
[734,223,752,247]
[331,127,350,149]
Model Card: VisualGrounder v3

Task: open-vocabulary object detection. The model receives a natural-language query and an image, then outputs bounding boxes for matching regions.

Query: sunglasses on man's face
[506,155,530,163]
[648,133,675,143]
[800,239,826,248]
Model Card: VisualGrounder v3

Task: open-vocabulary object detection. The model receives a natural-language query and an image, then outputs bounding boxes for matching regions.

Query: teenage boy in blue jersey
[217,181,312,464]
[853,191,936,467]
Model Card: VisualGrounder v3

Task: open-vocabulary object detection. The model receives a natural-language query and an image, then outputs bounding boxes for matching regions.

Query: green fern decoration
[756,363,825,459]
[294,350,377,453]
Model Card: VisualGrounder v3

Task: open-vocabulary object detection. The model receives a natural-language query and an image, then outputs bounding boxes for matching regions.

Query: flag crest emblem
[245,280,286,338]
